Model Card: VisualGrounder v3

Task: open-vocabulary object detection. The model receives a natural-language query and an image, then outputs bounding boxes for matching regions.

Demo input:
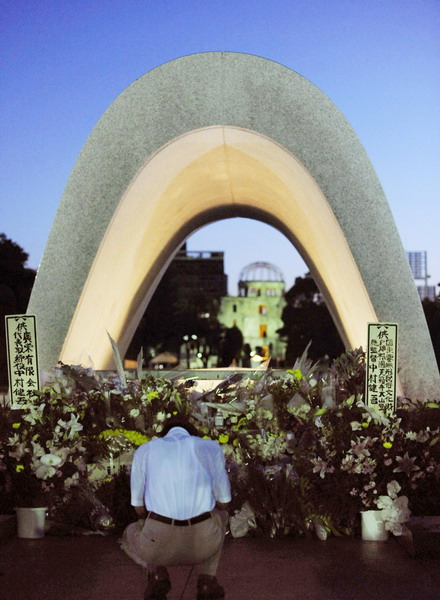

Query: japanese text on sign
[366,323,398,415]
[5,314,40,409]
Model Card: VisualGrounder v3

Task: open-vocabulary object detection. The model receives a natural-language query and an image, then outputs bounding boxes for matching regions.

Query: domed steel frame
[239,262,285,283]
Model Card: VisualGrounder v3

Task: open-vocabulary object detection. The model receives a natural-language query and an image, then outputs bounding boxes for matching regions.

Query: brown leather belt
[147,510,212,527]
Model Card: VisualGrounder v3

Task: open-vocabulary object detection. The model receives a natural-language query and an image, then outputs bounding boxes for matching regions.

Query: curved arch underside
[61,126,378,367]
[28,52,439,399]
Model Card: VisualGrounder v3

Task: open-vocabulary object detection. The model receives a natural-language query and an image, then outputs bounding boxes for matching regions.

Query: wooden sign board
[5,314,40,409]
[365,323,398,415]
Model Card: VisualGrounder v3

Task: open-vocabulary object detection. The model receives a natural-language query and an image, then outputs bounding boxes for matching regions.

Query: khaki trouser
[120,508,228,576]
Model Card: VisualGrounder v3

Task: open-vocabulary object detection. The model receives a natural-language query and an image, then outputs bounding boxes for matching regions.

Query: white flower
[386,479,401,499]
[386,521,404,535]
[230,502,257,538]
[376,495,393,510]
[57,414,83,439]
[376,490,411,536]
[350,421,363,431]
[48,447,70,466]
[393,452,420,476]
[40,453,62,467]
[31,441,45,458]
[129,408,140,418]
[341,455,355,472]
[9,442,27,460]
[350,438,371,458]
[312,458,334,479]
[22,403,45,425]
[35,464,56,479]
[8,433,20,446]
[394,496,410,523]
[356,400,390,427]
[156,411,166,422]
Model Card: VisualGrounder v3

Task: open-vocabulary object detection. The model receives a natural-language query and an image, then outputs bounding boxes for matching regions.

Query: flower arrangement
[0,395,88,509]
[375,480,411,536]
[187,348,439,537]
[0,365,188,514]
[1,349,438,539]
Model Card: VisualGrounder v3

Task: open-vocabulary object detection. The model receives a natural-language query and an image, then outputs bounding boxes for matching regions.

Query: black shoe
[144,566,171,600]
[197,575,225,600]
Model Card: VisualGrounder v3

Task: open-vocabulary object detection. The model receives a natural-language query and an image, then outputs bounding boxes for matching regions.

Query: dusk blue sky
[1,1,439,295]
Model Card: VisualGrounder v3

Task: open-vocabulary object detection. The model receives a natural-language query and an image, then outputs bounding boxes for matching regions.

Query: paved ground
[0,531,439,600]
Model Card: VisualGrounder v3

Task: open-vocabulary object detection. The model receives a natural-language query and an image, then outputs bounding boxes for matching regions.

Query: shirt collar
[165,426,191,440]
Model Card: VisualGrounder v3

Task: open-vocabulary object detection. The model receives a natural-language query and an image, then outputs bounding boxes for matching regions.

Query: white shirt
[130,427,231,520]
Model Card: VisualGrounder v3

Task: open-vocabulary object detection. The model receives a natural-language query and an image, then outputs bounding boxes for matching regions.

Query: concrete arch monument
[28,52,439,399]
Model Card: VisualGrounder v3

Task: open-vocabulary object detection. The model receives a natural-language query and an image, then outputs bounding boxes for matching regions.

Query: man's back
[122,419,231,599]
[130,427,231,519]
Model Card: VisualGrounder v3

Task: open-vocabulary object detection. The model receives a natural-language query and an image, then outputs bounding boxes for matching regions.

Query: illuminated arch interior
[60,126,379,369]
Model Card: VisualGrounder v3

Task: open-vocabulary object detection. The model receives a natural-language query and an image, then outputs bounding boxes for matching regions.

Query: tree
[0,234,36,387]
[277,273,344,365]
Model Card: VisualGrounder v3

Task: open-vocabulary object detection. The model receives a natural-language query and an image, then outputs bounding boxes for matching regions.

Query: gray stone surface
[28,52,439,398]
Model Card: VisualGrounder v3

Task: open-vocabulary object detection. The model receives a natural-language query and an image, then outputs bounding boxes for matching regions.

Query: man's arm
[130,446,148,519]
[133,505,147,519]
[212,444,232,511]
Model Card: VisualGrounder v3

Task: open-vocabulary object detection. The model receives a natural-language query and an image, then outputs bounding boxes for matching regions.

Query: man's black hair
[160,415,201,437]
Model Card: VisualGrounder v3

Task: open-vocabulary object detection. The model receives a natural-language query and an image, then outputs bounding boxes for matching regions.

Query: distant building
[406,251,437,301]
[416,285,437,302]
[219,262,286,366]
[170,245,228,310]
[125,244,227,366]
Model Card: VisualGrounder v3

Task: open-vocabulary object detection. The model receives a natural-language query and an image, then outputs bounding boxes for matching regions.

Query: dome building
[219,262,286,366]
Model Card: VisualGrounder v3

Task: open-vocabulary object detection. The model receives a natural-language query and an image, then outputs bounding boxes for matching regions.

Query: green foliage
[0,234,36,388]
[278,274,344,365]
[330,347,366,399]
